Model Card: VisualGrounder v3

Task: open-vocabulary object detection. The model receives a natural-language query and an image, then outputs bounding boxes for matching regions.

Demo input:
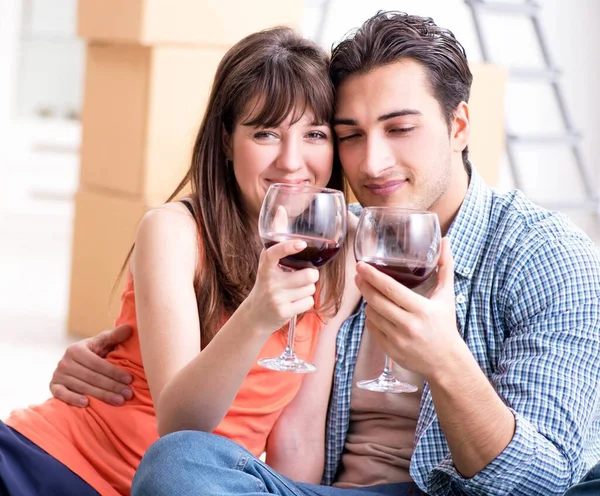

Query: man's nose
[360,134,395,176]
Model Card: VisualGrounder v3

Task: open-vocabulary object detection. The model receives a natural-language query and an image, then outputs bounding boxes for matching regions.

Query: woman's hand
[49,325,134,407]
[244,240,319,333]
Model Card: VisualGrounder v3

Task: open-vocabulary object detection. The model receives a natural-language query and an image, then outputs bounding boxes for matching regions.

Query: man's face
[334,59,459,210]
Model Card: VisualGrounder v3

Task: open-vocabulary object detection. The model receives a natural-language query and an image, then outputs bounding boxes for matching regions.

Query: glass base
[258,355,317,374]
[357,375,418,393]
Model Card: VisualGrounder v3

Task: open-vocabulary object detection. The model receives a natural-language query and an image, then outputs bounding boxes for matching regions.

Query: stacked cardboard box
[68,0,305,337]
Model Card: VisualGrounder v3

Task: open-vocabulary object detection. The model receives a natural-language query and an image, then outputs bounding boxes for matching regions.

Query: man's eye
[390,127,415,134]
[338,134,359,143]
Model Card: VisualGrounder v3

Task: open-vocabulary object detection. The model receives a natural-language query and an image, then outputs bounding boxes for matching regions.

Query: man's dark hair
[330,11,473,165]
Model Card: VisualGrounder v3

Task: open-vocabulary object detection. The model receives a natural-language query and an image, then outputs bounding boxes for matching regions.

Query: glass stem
[282,315,298,360]
[381,355,394,380]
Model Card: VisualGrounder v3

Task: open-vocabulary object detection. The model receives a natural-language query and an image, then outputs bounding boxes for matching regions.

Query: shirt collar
[445,162,493,279]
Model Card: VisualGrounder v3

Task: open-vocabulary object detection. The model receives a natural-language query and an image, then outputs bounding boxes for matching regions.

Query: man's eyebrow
[333,117,357,126]
[333,109,423,126]
[378,109,422,121]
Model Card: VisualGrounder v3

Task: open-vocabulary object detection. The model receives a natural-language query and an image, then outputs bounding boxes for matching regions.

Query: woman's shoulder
[138,201,198,237]
[131,200,200,276]
[143,200,196,222]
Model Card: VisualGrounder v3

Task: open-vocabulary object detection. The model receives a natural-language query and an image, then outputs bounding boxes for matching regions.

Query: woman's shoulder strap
[179,198,197,222]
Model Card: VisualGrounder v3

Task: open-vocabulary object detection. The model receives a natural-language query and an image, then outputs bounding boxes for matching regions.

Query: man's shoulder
[487,188,600,295]
[348,203,362,217]
[489,188,595,255]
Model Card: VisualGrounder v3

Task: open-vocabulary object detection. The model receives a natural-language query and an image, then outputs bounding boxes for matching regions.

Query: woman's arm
[133,203,318,437]
[265,213,360,483]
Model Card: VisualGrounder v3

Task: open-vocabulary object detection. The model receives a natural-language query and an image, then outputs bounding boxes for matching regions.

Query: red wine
[362,257,436,289]
[262,234,341,270]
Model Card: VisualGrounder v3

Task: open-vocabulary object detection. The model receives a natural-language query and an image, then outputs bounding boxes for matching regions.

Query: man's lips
[364,180,407,196]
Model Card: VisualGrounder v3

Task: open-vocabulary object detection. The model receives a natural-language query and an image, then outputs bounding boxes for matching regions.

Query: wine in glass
[258,183,347,373]
[354,207,441,393]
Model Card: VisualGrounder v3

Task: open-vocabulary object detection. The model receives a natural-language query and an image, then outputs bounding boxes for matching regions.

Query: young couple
[2,10,600,496]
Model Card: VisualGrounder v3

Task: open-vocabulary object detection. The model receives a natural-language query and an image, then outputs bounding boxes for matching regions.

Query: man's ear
[451,101,470,154]
[222,125,233,159]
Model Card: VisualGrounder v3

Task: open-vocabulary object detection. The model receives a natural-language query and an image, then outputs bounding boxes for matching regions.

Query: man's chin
[357,191,414,209]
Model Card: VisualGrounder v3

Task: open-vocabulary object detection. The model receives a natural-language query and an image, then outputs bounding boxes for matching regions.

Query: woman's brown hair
[152,27,345,344]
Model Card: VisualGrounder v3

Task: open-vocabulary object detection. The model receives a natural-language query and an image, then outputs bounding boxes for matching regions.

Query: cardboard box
[469,64,506,187]
[67,187,164,337]
[78,0,305,46]
[80,43,226,198]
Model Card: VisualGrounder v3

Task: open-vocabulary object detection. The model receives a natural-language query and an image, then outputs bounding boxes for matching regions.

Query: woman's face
[227,106,334,221]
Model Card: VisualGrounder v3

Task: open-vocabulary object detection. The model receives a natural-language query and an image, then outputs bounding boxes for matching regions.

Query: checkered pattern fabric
[323,166,600,495]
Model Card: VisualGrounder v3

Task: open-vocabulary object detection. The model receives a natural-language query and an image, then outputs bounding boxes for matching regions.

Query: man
[52,11,600,496]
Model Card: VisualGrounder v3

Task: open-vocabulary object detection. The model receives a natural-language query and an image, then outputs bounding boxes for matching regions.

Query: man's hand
[50,324,134,407]
[355,238,462,380]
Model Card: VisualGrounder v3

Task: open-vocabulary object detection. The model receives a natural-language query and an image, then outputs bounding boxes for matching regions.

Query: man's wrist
[426,336,477,389]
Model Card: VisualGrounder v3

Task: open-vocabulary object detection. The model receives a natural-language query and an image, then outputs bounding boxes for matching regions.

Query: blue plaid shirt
[323,167,600,495]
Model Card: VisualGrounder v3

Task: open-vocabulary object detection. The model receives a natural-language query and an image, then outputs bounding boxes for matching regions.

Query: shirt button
[456,294,466,304]
[463,268,471,275]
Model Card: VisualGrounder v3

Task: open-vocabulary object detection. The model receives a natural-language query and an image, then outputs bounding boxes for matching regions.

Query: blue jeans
[132,431,423,496]
[564,462,600,495]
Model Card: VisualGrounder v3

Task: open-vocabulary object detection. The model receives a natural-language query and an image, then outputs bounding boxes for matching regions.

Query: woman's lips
[266,179,310,185]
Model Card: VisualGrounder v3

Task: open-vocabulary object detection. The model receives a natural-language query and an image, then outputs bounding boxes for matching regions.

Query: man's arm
[356,234,600,495]
[357,238,515,476]
[49,325,134,407]
[427,234,600,495]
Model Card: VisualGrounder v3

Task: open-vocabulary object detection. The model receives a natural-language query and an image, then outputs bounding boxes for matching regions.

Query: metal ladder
[465,0,599,213]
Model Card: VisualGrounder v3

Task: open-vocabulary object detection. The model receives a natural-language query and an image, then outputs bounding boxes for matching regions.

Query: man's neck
[431,159,471,235]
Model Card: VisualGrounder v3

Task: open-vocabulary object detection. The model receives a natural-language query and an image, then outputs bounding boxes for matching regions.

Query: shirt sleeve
[429,231,600,495]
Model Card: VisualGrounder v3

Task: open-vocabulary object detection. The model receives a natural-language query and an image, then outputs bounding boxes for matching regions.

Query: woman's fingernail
[78,397,88,407]
[294,241,307,250]
[112,395,125,406]
[122,388,133,400]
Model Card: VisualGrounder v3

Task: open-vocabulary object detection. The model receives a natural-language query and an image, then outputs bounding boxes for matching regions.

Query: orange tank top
[6,276,322,496]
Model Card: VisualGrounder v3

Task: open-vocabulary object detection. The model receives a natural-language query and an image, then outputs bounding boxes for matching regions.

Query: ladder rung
[510,67,561,82]
[465,0,539,16]
[508,133,580,145]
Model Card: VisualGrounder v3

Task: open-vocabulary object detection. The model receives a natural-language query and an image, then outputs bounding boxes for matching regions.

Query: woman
[0,27,359,496]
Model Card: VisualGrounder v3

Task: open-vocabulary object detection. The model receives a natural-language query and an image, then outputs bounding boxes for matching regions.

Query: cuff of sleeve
[427,409,537,496]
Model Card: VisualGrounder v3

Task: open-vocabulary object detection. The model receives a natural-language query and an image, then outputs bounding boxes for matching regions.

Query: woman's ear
[222,125,233,160]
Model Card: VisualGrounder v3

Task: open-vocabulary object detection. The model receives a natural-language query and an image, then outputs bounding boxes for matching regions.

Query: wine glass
[354,207,441,393]
[258,183,347,373]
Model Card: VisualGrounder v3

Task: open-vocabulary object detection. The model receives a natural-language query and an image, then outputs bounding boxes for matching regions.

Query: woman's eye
[306,131,328,140]
[254,131,277,140]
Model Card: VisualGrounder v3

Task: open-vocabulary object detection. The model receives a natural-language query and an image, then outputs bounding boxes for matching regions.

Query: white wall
[0,0,598,216]
[303,0,600,212]
[0,0,23,167]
